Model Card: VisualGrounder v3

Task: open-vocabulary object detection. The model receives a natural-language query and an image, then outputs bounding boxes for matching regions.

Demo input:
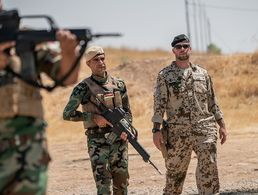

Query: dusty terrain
[46,126,258,195]
[43,50,258,194]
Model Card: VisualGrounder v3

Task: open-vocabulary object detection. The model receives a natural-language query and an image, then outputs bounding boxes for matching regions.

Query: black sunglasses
[174,44,190,49]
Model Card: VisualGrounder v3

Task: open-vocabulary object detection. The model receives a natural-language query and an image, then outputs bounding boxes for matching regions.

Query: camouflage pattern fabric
[164,124,219,195]
[63,73,131,195]
[0,116,50,195]
[152,62,223,125]
[152,62,223,194]
[87,137,129,195]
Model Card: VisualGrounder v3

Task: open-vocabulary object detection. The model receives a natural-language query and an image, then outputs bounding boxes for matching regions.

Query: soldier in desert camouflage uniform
[63,46,131,195]
[0,8,80,193]
[151,34,227,195]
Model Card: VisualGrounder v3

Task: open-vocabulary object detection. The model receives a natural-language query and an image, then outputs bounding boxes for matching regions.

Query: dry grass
[43,48,258,138]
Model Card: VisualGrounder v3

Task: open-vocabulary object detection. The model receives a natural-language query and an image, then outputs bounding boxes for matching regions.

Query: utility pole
[207,18,211,45]
[202,2,208,51]
[198,0,205,52]
[193,0,199,51]
[185,0,191,40]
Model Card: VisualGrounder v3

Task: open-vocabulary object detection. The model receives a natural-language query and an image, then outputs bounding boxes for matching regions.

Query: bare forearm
[56,30,79,85]
[57,54,80,85]
[217,118,226,128]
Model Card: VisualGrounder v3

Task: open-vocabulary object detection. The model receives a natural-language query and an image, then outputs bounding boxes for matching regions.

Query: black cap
[171,34,190,47]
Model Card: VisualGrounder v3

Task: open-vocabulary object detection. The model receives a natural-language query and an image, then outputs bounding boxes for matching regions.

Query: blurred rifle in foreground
[0,9,121,91]
[93,98,162,175]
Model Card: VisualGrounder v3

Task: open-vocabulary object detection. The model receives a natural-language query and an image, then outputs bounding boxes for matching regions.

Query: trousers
[0,116,50,195]
[87,136,129,195]
[163,124,219,195]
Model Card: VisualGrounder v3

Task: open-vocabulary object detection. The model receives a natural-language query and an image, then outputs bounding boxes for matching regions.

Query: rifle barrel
[149,160,162,175]
[93,33,122,38]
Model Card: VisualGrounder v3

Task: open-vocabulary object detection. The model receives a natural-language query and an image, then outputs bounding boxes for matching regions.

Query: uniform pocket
[193,76,207,94]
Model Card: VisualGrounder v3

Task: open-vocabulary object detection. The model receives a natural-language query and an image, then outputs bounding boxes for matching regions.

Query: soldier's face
[87,54,106,77]
[172,41,191,61]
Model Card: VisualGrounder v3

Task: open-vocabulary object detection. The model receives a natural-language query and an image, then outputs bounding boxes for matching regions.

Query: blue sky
[3,0,258,54]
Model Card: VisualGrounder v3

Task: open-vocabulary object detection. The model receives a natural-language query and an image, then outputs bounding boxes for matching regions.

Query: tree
[207,43,221,54]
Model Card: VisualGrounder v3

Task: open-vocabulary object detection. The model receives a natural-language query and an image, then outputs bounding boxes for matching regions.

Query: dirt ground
[46,125,258,195]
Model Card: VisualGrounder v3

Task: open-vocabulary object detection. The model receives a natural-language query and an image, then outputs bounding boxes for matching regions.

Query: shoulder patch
[111,76,126,92]
[71,81,88,96]
[117,79,125,89]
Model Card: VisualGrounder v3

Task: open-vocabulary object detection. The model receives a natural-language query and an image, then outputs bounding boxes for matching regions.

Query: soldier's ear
[172,48,176,55]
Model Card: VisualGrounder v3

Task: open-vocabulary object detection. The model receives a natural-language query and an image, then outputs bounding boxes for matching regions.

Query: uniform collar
[172,61,197,72]
[91,72,108,84]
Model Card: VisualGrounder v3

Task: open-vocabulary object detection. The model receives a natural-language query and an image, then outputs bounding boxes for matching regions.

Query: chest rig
[0,56,43,119]
[81,76,123,129]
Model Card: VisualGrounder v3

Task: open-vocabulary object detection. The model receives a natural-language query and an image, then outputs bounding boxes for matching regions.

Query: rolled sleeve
[214,111,223,121]
[207,75,224,121]
[151,114,164,124]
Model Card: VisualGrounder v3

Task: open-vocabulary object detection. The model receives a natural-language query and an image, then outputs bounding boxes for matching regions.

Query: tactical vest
[82,76,123,129]
[0,56,44,119]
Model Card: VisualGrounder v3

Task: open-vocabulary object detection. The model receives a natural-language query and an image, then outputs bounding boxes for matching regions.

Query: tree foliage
[207,43,221,54]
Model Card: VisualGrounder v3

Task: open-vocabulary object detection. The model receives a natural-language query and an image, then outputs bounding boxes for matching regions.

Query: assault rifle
[0,9,121,91]
[94,98,162,175]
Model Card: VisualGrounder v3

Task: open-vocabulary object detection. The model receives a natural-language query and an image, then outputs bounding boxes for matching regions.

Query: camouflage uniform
[0,46,60,195]
[152,62,223,195]
[63,74,131,195]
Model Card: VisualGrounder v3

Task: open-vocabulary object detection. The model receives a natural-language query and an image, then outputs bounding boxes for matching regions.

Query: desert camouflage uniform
[0,45,60,195]
[152,61,223,195]
[63,74,131,195]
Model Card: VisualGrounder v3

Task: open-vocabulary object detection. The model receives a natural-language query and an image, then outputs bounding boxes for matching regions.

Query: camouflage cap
[171,34,190,47]
[85,46,105,62]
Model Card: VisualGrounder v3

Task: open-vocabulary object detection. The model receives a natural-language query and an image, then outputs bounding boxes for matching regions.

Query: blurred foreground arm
[0,41,15,70]
[56,30,80,85]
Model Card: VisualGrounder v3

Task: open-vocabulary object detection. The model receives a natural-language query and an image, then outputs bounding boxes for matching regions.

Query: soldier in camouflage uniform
[0,16,80,194]
[151,34,227,195]
[63,46,131,195]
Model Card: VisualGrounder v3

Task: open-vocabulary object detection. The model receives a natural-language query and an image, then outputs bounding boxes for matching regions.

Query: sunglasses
[174,44,190,49]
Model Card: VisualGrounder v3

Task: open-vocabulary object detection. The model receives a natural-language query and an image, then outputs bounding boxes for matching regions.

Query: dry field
[42,48,258,194]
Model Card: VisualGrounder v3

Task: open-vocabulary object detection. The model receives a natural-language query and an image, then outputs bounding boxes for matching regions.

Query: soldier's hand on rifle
[56,30,80,85]
[92,114,113,128]
[120,132,128,142]
[0,41,15,70]
[153,131,164,151]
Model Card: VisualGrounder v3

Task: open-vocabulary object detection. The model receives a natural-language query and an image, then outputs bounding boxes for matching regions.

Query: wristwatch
[152,127,161,133]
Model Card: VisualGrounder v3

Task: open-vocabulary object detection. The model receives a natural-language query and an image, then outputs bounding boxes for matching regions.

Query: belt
[0,132,45,152]
[86,127,112,138]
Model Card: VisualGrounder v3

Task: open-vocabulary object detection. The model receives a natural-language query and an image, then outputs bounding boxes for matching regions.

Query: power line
[189,3,258,12]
